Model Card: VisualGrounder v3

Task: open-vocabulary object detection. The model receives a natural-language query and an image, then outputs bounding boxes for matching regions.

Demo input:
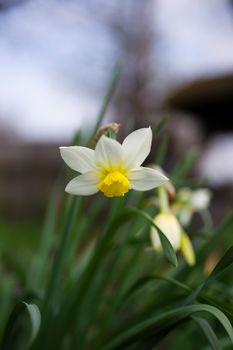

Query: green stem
[158,186,170,213]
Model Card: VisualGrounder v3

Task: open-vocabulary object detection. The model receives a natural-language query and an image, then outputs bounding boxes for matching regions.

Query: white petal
[60,146,95,173]
[128,167,168,191]
[65,171,99,196]
[94,135,123,167]
[122,127,152,169]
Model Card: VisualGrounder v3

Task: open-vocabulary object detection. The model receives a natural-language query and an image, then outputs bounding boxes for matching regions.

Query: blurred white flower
[60,127,168,197]
[190,189,211,211]
[174,187,212,226]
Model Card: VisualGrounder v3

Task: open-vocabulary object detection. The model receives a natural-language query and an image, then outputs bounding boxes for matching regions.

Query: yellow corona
[98,171,131,197]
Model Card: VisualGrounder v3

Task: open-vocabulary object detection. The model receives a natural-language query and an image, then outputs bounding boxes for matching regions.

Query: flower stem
[158,185,170,213]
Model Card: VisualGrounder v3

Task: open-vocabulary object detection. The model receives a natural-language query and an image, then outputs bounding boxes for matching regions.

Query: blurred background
[0,0,233,263]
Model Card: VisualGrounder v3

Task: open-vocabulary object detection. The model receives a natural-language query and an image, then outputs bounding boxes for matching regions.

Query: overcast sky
[0,0,233,142]
[155,0,233,83]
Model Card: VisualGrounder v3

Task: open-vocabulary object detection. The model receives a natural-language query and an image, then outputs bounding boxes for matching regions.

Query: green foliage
[0,302,40,350]
[0,67,233,350]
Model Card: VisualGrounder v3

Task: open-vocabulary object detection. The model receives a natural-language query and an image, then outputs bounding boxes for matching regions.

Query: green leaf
[122,273,192,303]
[42,197,81,313]
[25,303,41,347]
[207,245,233,283]
[192,316,222,350]
[47,197,130,349]
[171,148,198,186]
[102,304,233,350]
[27,182,59,292]
[184,245,233,305]
[153,115,169,135]
[172,212,233,294]
[0,302,41,350]
[127,208,178,267]
[155,135,169,166]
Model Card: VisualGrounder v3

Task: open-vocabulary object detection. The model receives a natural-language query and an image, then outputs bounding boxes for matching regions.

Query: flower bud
[92,123,120,148]
[151,212,181,251]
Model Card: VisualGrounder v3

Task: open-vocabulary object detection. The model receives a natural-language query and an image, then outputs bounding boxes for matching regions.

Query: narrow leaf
[192,316,222,350]
[127,208,178,267]
[102,304,233,350]
[207,245,233,283]
[184,246,233,305]
[0,302,41,350]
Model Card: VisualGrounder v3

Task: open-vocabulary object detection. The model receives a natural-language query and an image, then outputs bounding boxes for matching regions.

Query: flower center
[97,171,131,197]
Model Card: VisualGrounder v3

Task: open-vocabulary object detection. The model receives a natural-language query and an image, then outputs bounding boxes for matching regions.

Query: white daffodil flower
[60,127,168,197]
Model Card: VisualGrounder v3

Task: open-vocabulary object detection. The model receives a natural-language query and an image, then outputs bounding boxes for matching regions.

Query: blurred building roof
[165,74,233,132]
